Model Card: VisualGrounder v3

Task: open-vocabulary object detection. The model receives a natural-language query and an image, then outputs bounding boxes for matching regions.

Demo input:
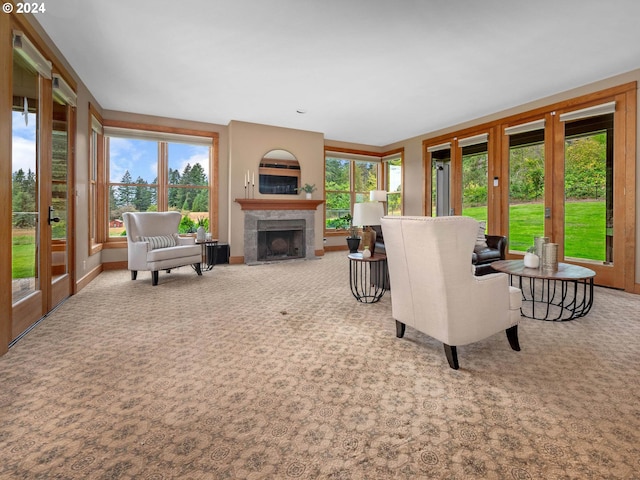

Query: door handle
[48,206,60,225]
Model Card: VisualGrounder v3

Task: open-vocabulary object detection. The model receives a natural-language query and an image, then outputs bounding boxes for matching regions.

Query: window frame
[382,149,404,216]
[324,147,404,234]
[100,121,219,247]
[88,103,104,255]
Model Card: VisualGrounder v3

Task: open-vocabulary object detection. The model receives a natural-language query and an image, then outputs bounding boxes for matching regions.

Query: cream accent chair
[123,211,202,286]
[380,215,522,369]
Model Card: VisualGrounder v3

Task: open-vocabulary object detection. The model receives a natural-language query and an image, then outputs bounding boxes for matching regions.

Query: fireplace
[257,219,305,261]
[240,201,321,264]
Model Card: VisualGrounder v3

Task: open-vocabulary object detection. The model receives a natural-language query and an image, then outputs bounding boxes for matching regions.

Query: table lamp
[370,190,388,214]
[352,201,385,255]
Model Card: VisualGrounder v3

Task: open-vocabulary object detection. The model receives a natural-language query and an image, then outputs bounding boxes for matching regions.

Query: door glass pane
[508,130,545,252]
[51,102,69,279]
[431,148,451,216]
[461,143,488,223]
[12,53,39,302]
[564,115,612,263]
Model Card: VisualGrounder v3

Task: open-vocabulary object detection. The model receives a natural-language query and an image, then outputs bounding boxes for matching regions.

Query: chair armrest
[127,240,151,271]
[472,272,522,314]
[485,235,507,259]
[130,240,150,255]
[177,236,196,246]
[470,272,512,317]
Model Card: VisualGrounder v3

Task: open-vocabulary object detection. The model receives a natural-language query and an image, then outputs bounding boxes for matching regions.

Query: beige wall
[227,121,325,260]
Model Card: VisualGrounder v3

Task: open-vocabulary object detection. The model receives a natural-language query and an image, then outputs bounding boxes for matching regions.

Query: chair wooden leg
[131,270,137,280]
[506,325,520,351]
[152,271,159,286]
[395,320,406,338]
[194,263,202,276]
[443,344,459,370]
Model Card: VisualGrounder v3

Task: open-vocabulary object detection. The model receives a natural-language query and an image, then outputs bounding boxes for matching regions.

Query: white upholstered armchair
[380,216,522,369]
[123,212,202,286]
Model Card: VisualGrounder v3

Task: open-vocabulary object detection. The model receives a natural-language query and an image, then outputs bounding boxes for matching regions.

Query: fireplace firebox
[257,219,305,261]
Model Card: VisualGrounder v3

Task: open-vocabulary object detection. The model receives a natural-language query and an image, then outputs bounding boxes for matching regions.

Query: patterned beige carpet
[1,252,639,479]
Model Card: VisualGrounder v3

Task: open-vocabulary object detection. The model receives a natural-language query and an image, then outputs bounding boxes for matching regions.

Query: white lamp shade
[352,202,385,226]
[369,190,387,202]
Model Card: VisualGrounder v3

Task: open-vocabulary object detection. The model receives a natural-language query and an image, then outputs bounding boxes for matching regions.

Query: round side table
[348,253,387,303]
[491,259,595,321]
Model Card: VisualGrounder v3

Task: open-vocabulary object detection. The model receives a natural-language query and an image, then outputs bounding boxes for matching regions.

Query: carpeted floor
[1,251,639,479]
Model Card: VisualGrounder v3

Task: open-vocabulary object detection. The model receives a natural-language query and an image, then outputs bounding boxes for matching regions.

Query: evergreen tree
[187,163,208,185]
[168,169,181,208]
[192,190,208,212]
[116,171,135,208]
[133,176,152,212]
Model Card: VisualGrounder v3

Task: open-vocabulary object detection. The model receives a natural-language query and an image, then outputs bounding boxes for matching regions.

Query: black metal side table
[348,253,387,303]
[196,239,219,271]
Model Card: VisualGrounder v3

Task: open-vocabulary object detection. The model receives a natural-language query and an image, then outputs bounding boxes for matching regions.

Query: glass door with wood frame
[506,123,545,253]
[11,33,74,341]
[558,104,623,288]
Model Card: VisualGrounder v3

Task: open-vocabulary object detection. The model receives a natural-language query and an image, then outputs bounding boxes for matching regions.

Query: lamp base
[361,227,377,255]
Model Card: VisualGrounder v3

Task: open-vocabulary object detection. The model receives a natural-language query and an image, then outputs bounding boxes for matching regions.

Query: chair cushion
[147,244,200,262]
[139,234,177,250]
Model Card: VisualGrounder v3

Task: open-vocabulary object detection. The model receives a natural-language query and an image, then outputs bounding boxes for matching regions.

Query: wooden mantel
[235,198,324,210]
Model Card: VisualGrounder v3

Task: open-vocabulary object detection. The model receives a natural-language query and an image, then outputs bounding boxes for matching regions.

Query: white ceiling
[35,0,640,146]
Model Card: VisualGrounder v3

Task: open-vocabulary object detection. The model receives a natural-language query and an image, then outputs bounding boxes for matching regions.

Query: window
[325,150,379,231]
[383,153,403,216]
[104,125,217,240]
[88,105,103,254]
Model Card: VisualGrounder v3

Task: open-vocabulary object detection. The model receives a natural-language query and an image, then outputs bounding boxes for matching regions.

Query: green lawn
[10,201,608,279]
[13,233,37,279]
[464,201,606,261]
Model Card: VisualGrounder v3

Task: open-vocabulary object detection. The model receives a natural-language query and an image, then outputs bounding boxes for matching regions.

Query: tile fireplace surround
[236,199,324,264]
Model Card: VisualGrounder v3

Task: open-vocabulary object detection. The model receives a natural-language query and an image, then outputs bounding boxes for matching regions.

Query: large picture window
[325,151,379,231]
[104,126,216,240]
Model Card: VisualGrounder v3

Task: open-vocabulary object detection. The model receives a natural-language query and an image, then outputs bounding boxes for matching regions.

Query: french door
[553,101,625,288]
[11,32,75,342]
[505,97,631,289]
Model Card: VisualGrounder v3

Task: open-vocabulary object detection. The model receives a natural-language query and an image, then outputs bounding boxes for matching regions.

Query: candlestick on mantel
[252,172,255,186]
